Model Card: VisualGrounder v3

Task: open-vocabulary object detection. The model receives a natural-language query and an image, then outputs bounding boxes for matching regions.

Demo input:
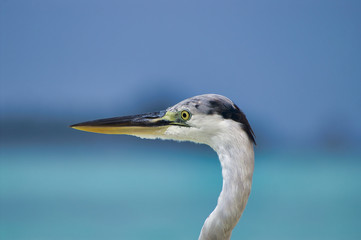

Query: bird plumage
[71,94,255,240]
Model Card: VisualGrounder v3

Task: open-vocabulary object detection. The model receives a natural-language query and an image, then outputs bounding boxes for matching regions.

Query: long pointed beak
[70,111,173,137]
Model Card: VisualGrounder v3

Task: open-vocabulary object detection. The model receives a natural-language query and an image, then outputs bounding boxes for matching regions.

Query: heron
[71,94,255,240]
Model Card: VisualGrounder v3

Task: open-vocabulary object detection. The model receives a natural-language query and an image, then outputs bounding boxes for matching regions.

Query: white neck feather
[198,120,254,240]
[148,115,254,240]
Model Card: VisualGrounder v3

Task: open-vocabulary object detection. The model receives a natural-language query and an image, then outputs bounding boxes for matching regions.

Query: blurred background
[1,0,360,239]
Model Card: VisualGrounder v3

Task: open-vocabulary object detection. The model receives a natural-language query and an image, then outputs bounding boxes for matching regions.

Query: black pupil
[183,112,187,118]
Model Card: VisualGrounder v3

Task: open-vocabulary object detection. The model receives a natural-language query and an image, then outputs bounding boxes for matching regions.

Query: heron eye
[181,110,190,121]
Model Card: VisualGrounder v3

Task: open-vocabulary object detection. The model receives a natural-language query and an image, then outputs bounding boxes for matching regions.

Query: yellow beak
[70,111,172,137]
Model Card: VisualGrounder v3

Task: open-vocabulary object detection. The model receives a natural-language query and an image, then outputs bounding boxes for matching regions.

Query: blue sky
[1,0,360,146]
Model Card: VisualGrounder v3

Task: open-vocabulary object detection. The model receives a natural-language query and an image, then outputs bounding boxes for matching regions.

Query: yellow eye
[181,110,191,121]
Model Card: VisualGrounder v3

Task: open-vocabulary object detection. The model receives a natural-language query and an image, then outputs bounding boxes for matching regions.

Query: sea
[1,139,360,240]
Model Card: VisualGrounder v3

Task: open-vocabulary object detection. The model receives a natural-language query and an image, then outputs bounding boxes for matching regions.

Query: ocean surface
[1,142,360,240]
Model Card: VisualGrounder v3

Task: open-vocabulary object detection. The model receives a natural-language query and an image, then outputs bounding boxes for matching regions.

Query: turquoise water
[1,144,360,240]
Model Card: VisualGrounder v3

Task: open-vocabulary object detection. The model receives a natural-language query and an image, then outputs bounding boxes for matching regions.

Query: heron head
[71,94,255,145]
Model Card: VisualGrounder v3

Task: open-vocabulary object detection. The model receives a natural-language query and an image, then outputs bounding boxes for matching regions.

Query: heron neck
[199,130,254,240]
